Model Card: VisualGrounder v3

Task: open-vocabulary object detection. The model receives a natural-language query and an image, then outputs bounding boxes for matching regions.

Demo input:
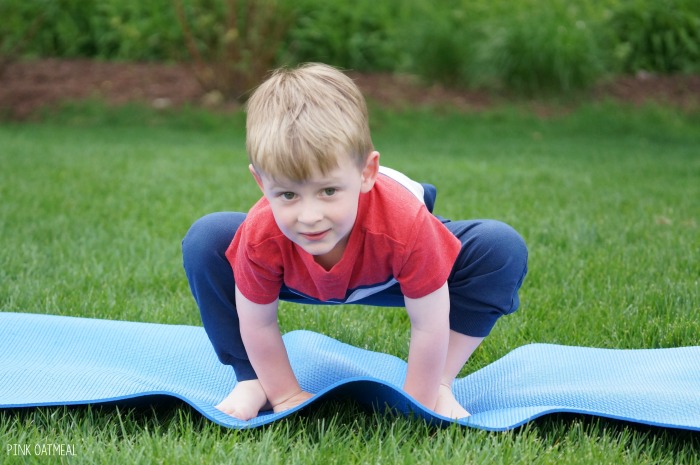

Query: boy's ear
[360,151,380,193]
[249,164,265,192]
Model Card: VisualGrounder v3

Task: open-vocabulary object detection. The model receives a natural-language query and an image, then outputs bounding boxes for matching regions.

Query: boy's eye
[322,188,336,196]
[280,192,296,200]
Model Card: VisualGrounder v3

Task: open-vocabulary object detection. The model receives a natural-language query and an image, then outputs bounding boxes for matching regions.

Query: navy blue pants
[182,187,528,381]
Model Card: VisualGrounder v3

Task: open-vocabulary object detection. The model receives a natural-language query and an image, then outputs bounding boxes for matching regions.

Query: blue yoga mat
[1,312,699,431]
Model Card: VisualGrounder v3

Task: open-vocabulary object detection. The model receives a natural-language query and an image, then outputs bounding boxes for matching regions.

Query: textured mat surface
[1,312,699,431]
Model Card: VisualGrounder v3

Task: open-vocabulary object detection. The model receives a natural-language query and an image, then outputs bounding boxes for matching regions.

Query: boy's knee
[182,212,245,268]
[451,219,528,300]
[182,213,218,264]
[471,220,528,273]
[448,220,528,336]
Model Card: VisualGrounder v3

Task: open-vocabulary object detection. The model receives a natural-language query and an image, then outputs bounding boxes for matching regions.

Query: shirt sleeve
[395,207,461,299]
[226,223,283,305]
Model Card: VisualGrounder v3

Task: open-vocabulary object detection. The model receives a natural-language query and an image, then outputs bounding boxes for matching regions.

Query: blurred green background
[2,0,699,98]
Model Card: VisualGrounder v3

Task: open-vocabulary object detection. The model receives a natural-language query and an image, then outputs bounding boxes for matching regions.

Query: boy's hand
[272,390,314,413]
[215,382,314,420]
[434,383,470,419]
[215,379,271,421]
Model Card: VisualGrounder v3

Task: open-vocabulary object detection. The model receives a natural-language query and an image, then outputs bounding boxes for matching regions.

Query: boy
[182,63,528,421]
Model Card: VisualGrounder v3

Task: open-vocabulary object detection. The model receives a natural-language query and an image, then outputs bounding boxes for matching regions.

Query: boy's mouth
[299,230,330,241]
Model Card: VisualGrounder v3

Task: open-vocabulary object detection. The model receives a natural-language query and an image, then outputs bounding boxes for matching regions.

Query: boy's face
[251,152,379,269]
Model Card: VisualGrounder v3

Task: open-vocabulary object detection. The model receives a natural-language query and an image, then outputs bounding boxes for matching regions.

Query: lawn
[1,101,699,464]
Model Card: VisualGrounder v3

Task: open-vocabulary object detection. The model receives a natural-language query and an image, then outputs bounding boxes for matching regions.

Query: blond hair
[245,63,373,181]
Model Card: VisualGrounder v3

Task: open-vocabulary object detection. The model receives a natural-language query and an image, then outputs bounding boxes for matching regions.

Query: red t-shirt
[226,168,461,304]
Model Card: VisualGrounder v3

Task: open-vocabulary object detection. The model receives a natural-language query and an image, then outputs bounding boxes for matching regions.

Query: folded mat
[1,312,698,432]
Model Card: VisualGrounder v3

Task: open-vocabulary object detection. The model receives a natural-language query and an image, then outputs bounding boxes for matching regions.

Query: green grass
[1,101,699,463]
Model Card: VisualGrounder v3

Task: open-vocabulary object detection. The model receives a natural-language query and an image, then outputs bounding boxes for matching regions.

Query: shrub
[491,2,610,95]
[400,4,477,87]
[0,0,46,76]
[609,0,700,73]
[3,0,182,61]
[174,0,294,101]
[26,0,100,57]
[283,0,410,72]
[403,0,612,95]
[89,0,183,61]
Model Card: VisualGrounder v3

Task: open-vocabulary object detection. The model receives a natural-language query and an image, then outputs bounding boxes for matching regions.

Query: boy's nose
[297,202,323,225]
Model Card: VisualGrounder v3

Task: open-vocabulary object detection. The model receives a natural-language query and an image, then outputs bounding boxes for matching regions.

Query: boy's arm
[403,282,451,411]
[236,286,310,410]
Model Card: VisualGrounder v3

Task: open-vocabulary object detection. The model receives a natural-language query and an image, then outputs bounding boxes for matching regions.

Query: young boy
[182,63,528,421]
